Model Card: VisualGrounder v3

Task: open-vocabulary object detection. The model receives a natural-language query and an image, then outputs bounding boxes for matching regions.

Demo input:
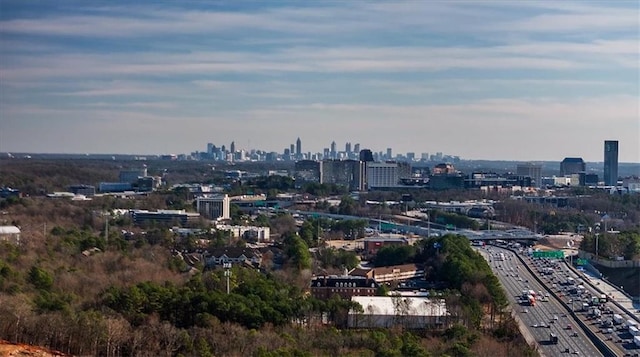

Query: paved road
[480,246,602,356]
[568,261,640,319]
[539,255,640,355]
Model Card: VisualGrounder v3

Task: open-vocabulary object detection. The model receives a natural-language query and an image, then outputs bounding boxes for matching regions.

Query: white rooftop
[351,296,448,317]
[0,226,20,234]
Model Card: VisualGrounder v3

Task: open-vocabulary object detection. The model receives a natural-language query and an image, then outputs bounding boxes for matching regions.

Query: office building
[359,149,374,162]
[294,160,323,185]
[310,275,379,300]
[516,163,542,188]
[321,159,365,191]
[68,184,96,197]
[119,168,147,184]
[366,162,399,188]
[99,182,133,193]
[295,137,302,158]
[604,140,619,186]
[130,209,200,226]
[196,195,231,220]
[396,162,412,180]
[559,157,585,176]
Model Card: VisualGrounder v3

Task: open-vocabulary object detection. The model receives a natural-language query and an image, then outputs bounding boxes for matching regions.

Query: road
[480,246,603,356]
[539,254,640,355]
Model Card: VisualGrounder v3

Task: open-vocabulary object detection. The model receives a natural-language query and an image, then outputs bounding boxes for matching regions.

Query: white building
[348,296,448,329]
[215,224,271,242]
[196,195,230,220]
[366,162,399,188]
[0,226,21,244]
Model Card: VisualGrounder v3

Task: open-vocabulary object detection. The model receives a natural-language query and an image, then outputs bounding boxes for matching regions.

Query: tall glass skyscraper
[603,140,619,186]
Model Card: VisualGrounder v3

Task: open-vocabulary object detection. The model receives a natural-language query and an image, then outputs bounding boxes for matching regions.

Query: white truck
[626,319,639,330]
[630,325,640,337]
[612,314,623,324]
[634,335,640,347]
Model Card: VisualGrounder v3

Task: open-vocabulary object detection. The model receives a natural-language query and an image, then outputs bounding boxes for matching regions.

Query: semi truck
[528,295,536,306]
[634,335,640,347]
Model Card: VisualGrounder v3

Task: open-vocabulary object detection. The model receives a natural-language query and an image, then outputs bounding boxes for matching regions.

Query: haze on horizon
[0,1,638,162]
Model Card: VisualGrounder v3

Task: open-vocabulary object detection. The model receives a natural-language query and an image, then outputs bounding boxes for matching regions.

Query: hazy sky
[1,1,639,162]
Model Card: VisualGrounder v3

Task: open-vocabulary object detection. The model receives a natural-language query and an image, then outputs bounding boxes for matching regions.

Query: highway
[538,254,640,355]
[480,246,603,356]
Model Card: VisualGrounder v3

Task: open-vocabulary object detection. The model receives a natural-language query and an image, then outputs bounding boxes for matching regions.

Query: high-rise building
[330,141,337,159]
[294,160,322,185]
[353,143,360,153]
[196,195,230,220]
[386,148,392,160]
[560,157,585,176]
[604,140,619,186]
[230,141,236,154]
[516,163,542,188]
[359,149,374,162]
[366,162,399,188]
[345,142,351,154]
[296,137,302,157]
[321,159,365,191]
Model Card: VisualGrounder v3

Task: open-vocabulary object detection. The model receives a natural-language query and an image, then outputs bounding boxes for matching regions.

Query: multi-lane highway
[535,253,640,355]
[480,246,603,356]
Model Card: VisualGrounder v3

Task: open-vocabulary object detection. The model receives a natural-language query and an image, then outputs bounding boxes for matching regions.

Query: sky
[0,1,639,162]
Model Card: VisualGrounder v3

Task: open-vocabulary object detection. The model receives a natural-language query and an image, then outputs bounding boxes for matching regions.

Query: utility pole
[105,216,109,242]
[223,262,232,294]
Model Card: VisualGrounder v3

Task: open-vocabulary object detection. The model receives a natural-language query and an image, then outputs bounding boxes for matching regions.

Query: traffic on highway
[530,248,640,356]
[481,243,640,357]
[484,246,601,356]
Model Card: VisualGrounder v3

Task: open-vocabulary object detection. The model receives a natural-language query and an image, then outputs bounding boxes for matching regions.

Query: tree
[338,196,357,216]
[373,245,416,267]
[28,266,53,291]
[283,233,312,271]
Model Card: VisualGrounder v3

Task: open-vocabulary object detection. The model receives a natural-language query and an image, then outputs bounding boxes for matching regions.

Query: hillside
[0,160,538,356]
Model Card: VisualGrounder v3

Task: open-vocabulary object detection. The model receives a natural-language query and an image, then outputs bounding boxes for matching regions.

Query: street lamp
[223,262,232,295]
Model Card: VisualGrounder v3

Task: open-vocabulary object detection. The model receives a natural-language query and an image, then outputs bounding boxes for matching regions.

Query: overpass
[280,208,542,242]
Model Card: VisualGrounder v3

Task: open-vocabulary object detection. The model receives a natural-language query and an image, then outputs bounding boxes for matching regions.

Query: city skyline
[1,1,638,162]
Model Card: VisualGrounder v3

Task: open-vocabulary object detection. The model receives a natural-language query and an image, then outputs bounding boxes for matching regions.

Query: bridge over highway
[282,208,543,242]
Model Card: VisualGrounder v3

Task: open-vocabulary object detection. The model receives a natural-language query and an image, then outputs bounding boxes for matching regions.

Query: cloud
[0,1,637,161]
